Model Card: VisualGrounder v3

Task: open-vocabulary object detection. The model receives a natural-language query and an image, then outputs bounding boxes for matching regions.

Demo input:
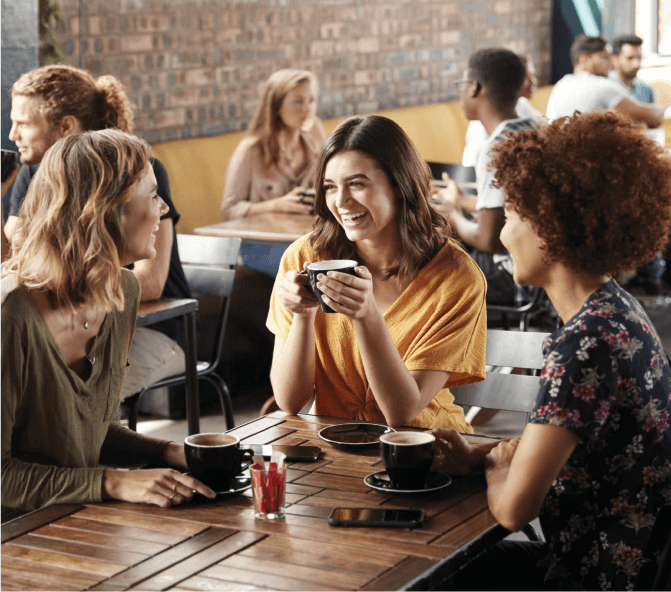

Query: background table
[1,413,507,591]
[195,213,315,245]
[136,298,200,435]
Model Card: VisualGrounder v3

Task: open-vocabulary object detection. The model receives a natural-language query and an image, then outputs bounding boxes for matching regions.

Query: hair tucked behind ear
[2,129,151,311]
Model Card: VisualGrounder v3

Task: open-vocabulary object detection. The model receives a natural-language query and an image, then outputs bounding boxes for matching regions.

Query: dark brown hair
[310,115,451,282]
[490,111,671,276]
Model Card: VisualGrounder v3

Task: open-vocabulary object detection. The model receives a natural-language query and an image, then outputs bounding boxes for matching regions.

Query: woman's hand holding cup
[278,262,320,316]
[316,265,376,320]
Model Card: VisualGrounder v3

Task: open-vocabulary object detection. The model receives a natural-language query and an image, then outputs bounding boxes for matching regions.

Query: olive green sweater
[1,270,170,511]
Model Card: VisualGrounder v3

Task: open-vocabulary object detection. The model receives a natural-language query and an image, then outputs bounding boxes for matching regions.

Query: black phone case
[245,444,320,462]
[327,508,425,528]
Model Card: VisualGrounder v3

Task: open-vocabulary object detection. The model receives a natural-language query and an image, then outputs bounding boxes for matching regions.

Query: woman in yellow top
[267,115,487,430]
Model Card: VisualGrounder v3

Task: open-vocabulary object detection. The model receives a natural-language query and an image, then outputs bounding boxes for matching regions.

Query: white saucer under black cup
[364,470,452,495]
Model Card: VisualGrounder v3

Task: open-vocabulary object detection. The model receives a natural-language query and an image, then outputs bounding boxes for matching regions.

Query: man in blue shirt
[609,35,655,104]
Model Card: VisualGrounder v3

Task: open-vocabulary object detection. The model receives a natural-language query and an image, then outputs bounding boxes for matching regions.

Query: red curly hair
[490,111,671,276]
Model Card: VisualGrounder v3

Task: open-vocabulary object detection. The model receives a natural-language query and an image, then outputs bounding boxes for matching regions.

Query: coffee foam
[307,260,357,271]
[380,432,435,445]
[186,433,237,447]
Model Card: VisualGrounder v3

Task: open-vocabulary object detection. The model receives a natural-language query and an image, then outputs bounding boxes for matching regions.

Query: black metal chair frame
[451,329,550,541]
[121,235,242,433]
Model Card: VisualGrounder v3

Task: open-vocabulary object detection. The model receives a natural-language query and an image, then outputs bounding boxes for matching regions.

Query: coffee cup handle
[239,448,255,471]
[298,269,314,294]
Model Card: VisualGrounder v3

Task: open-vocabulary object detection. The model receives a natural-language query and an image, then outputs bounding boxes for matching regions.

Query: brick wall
[55,0,552,144]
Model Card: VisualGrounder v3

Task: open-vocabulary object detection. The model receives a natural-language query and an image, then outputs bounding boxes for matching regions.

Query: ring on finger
[169,492,176,501]
[172,483,177,492]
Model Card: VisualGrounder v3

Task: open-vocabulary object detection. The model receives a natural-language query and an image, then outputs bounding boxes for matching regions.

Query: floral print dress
[530,280,670,591]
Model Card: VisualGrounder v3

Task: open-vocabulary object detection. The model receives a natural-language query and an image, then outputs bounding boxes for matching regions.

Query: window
[636,0,671,55]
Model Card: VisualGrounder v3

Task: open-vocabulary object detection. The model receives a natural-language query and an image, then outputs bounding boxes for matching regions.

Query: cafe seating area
[4,1,671,588]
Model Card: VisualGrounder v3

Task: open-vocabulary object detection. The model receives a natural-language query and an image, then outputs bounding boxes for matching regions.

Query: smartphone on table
[243,444,320,462]
[328,508,425,528]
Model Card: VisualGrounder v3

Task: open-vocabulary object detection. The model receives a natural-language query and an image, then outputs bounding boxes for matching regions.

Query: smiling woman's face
[500,202,551,287]
[120,166,168,266]
[323,150,401,246]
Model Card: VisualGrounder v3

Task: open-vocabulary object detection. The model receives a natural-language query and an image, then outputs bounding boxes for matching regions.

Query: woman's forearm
[353,313,427,427]
[270,314,317,414]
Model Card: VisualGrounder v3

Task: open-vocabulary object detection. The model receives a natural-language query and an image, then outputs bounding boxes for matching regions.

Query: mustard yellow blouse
[266,235,487,431]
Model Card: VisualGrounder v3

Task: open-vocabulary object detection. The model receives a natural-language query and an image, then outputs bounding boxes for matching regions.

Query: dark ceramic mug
[379,431,435,490]
[301,260,358,313]
[184,433,254,492]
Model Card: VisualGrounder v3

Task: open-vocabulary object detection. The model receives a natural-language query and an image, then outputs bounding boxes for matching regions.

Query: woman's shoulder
[1,274,20,307]
[120,268,140,303]
[234,135,262,157]
[432,240,486,288]
[282,234,315,263]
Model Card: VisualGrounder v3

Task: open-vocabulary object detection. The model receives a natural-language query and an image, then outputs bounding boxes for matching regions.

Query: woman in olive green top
[1,129,215,511]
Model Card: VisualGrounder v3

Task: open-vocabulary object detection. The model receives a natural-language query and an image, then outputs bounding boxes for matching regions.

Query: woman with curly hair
[267,115,487,430]
[432,111,671,590]
[2,130,215,511]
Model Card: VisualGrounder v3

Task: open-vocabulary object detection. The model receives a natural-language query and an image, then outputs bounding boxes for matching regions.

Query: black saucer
[185,473,251,499]
[364,470,452,495]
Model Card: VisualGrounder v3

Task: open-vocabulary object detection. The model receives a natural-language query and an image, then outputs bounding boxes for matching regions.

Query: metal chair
[451,329,550,541]
[487,285,553,331]
[426,161,477,195]
[121,235,241,433]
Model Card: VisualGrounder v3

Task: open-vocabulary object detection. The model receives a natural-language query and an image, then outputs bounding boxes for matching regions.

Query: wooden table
[136,298,200,435]
[194,213,314,245]
[1,413,507,591]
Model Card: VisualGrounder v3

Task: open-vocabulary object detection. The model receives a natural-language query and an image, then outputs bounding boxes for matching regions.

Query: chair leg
[127,401,138,432]
[202,373,235,430]
[521,523,542,541]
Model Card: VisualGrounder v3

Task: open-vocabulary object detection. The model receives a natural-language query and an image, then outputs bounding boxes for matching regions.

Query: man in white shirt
[546,34,663,128]
[434,48,538,305]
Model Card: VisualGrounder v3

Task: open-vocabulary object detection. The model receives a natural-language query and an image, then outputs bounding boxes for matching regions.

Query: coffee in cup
[305,260,358,313]
[184,433,254,492]
[379,431,435,490]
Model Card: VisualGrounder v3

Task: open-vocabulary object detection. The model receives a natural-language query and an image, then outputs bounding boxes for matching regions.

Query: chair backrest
[427,161,476,183]
[426,161,477,195]
[176,234,241,369]
[451,329,549,413]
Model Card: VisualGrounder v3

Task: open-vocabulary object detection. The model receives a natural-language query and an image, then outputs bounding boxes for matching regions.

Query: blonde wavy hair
[2,129,151,311]
[249,69,318,170]
[12,65,134,133]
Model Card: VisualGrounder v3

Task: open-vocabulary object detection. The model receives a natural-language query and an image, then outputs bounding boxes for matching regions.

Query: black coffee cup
[303,260,358,313]
[379,432,435,490]
[184,433,254,492]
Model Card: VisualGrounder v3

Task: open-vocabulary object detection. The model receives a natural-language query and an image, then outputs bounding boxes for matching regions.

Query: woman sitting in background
[220,68,325,221]
[433,111,671,590]
[1,129,214,511]
[267,115,487,430]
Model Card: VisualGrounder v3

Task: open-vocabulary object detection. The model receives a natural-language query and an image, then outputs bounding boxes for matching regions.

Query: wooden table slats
[105,526,236,588]
[2,413,504,591]
[126,531,265,591]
